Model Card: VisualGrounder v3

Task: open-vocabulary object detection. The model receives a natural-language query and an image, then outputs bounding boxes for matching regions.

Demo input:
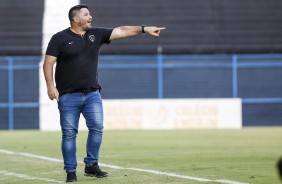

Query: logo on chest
[89,35,95,42]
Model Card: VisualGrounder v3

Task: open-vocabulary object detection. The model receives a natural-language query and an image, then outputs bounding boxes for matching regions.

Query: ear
[73,16,79,23]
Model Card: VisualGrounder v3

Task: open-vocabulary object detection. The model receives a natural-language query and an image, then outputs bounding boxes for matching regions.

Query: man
[43,4,165,182]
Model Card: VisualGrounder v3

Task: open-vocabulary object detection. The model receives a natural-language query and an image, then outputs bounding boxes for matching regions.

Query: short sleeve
[96,27,113,44]
[45,34,61,57]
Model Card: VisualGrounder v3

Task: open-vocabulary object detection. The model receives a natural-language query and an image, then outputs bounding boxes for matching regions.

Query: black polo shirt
[46,27,113,96]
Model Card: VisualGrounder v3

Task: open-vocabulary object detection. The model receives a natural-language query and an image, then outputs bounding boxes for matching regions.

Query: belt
[60,87,99,96]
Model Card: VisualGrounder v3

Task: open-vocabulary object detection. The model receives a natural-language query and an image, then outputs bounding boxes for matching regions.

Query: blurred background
[0,0,282,130]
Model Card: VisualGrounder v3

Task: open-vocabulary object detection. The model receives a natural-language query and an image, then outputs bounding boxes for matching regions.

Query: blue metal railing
[157,46,164,98]
[0,56,40,130]
[98,54,282,104]
[1,54,282,130]
[232,55,238,98]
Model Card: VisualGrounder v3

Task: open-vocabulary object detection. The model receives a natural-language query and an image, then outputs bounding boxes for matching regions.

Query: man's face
[75,8,92,30]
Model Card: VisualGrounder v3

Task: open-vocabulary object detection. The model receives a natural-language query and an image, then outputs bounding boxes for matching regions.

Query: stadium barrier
[40,98,242,131]
[104,98,242,129]
[0,54,282,130]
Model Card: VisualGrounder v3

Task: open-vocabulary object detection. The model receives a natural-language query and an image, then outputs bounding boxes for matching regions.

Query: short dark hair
[68,4,89,23]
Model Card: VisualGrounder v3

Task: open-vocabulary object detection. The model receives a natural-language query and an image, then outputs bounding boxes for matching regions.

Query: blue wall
[1,54,282,129]
[98,54,282,126]
[0,57,40,130]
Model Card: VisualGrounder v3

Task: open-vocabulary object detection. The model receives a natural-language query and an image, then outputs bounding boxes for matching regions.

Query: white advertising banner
[103,98,242,129]
[40,98,241,131]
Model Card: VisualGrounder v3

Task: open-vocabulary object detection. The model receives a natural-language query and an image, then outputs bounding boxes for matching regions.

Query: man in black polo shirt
[43,4,165,182]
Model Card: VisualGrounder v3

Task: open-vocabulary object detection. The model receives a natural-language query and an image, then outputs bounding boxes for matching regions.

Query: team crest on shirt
[89,35,95,42]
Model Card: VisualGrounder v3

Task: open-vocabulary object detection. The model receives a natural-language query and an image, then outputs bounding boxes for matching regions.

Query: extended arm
[43,55,59,101]
[110,26,165,41]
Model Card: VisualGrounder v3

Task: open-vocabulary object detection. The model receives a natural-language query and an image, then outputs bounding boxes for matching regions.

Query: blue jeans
[57,91,104,173]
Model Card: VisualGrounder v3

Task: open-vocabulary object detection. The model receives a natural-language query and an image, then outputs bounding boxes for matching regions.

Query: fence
[0,56,40,130]
[1,54,282,130]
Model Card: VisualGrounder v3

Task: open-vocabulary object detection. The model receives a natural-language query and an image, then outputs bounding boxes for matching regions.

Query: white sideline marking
[0,170,63,183]
[127,168,211,182]
[19,152,63,163]
[0,149,16,154]
[99,163,124,169]
[215,180,249,184]
[0,149,248,184]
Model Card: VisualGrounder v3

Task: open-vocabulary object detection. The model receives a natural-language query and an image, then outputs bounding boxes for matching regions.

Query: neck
[70,26,86,37]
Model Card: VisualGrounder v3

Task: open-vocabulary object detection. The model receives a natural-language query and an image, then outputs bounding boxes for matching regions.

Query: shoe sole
[66,179,77,182]
[84,173,108,178]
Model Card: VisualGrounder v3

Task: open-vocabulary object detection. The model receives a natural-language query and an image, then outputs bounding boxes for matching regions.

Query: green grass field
[0,128,281,184]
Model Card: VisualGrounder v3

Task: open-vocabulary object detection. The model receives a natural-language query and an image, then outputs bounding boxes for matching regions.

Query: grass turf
[0,128,281,184]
